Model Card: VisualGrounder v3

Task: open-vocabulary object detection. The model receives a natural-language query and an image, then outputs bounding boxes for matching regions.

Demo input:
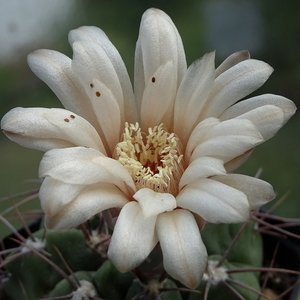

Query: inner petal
[114,122,184,195]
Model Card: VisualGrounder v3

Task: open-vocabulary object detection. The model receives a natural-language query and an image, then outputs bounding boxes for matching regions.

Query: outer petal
[140,61,177,130]
[133,188,177,218]
[69,26,137,124]
[213,174,275,209]
[156,209,207,289]
[173,52,215,143]
[177,178,250,223]
[27,49,99,128]
[187,118,263,163]
[82,76,121,155]
[108,201,158,272]
[44,182,129,230]
[1,107,106,153]
[135,8,187,125]
[185,117,220,160]
[179,156,226,190]
[219,94,297,140]
[39,177,85,216]
[215,50,250,77]
[39,147,136,195]
[200,59,273,119]
[224,148,254,173]
[71,40,123,154]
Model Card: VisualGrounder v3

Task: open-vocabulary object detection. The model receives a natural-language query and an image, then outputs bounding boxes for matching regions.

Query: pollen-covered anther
[114,122,184,195]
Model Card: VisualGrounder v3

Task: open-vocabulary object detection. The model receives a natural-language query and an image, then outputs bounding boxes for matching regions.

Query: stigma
[114,123,184,195]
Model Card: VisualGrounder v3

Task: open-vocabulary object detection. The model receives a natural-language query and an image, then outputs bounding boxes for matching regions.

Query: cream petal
[173,52,215,143]
[134,37,144,117]
[133,188,177,218]
[224,148,254,173]
[39,147,104,173]
[213,174,275,210]
[71,40,124,153]
[189,119,263,163]
[232,105,284,141]
[179,156,226,190]
[156,209,207,289]
[84,78,121,154]
[69,26,137,124]
[27,49,99,128]
[215,50,250,77]
[71,40,123,114]
[200,59,274,119]
[140,61,177,130]
[45,182,129,230]
[137,8,186,87]
[219,94,297,139]
[185,117,220,160]
[108,201,158,272]
[177,178,250,223]
[135,8,187,123]
[1,107,106,153]
[39,147,136,195]
[39,177,85,217]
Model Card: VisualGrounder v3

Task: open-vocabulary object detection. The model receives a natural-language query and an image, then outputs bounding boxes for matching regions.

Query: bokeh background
[0,0,299,237]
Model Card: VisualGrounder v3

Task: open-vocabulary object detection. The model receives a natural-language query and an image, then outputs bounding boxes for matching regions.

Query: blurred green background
[0,0,299,237]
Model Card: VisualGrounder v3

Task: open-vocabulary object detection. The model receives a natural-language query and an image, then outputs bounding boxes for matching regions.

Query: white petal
[39,147,136,195]
[188,118,263,163]
[1,107,106,153]
[224,148,253,173]
[179,156,226,190]
[135,8,187,124]
[84,78,121,154]
[133,188,176,218]
[215,50,250,77]
[69,26,137,124]
[213,174,275,210]
[177,178,250,223]
[71,40,124,153]
[174,52,215,143]
[233,105,284,141]
[156,209,207,288]
[108,201,158,272]
[219,94,297,140]
[201,59,274,119]
[39,177,85,216]
[137,8,186,87]
[27,49,99,128]
[45,182,129,230]
[39,147,103,172]
[140,61,177,130]
[185,117,220,160]
[71,40,123,116]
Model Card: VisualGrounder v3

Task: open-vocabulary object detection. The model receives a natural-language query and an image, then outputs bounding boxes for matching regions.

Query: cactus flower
[1,8,296,288]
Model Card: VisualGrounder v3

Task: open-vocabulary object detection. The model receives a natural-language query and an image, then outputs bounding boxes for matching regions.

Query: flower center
[114,123,184,195]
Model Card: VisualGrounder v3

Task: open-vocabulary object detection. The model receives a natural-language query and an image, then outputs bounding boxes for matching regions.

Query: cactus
[1,197,300,299]
[0,6,298,300]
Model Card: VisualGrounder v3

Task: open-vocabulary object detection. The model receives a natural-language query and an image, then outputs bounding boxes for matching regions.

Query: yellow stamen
[114,123,184,195]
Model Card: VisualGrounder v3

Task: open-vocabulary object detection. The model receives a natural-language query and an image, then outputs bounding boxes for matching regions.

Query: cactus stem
[216,221,250,268]
[52,245,81,288]
[10,237,78,291]
[226,278,273,300]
